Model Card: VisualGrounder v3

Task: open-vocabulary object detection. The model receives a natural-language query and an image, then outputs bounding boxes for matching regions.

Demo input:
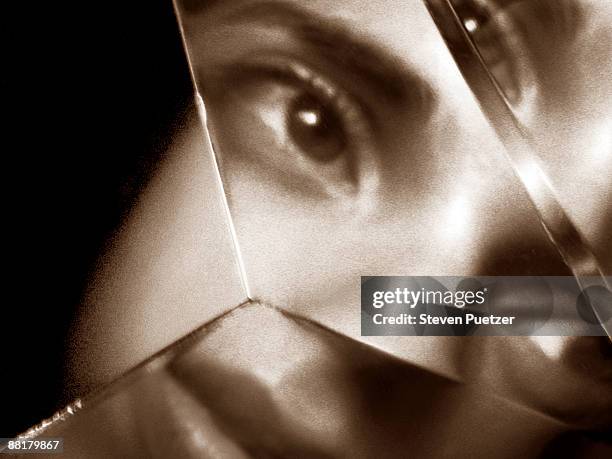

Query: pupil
[287,92,347,162]
[452,0,522,105]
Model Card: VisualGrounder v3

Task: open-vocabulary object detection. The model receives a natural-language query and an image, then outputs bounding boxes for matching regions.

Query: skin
[67,0,612,449]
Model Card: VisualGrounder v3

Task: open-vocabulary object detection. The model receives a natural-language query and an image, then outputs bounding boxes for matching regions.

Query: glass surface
[445,0,612,277]
[10,303,590,458]
[425,0,612,333]
[174,0,610,371]
[9,1,611,456]
[172,0,611,442]
[63,95,249,393]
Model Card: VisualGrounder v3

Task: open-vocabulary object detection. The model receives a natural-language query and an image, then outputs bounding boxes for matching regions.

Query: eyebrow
[179,1,428,107]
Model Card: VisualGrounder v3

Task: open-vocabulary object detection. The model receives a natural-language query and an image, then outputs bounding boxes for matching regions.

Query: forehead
[293,0,442,63]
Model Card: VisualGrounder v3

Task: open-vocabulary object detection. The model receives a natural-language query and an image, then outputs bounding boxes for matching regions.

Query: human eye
[449,0,535,108]
[451,0,584,110]
[200,56,380,205]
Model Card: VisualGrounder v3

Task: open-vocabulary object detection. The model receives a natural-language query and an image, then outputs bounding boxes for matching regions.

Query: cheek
[526,58,612,271]
[465,336,612,428]
[505,1,612,271]
[225,89,566,294]
[221,97,570,384]
[536,115,612,272]
[66,119,248,393]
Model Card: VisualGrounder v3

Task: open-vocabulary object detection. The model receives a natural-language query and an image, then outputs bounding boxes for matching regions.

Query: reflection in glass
[9,303,598,458]
[427,0,612,332]
[176,0,610,392]
[10,1,611,457]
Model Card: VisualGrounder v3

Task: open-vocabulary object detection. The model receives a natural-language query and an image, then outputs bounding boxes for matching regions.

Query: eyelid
[188,9,436,126]
[218,0,414,105]
[218,54,376,145]
[224,57,340,104]
[452,0,539,108]
[465,0,584,112]
[206,55,381,203]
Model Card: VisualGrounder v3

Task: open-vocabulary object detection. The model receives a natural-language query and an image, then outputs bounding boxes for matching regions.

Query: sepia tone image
[4,0,612,457]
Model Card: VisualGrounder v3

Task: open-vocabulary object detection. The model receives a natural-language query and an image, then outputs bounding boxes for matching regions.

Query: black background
[4,0,192,436]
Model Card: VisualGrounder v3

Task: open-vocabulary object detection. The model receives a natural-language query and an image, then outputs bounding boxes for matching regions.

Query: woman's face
[69,0,612,430]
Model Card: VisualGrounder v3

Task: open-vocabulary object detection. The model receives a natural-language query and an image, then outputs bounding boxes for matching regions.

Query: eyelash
[454,0,530,106]
[216,56,378,196]
[459,0,580,111]
[228,56,371,139]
